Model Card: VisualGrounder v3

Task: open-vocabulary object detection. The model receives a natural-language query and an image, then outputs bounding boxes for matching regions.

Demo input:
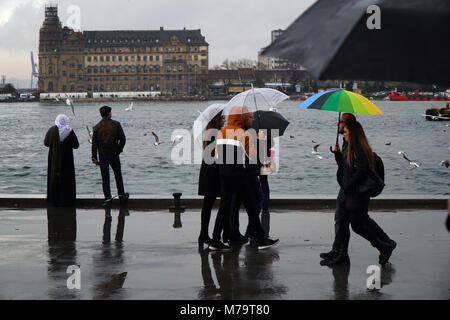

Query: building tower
[38,5,63,92]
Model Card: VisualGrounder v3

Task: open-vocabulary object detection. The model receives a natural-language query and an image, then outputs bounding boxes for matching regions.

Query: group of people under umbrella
[194,87,396,265]
[43,86,397,265]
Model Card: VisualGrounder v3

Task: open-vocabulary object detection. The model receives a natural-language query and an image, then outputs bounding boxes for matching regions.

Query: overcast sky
[0,0,316,80]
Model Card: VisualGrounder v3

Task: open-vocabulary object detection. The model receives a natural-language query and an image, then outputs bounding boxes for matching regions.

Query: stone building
[38,5,209,97]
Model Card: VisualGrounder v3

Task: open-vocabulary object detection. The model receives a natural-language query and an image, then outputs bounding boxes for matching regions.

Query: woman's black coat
[198,136,221,197]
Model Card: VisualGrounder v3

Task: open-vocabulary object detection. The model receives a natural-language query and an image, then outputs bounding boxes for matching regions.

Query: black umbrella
[250,110,290,137]
[262,0,450,86]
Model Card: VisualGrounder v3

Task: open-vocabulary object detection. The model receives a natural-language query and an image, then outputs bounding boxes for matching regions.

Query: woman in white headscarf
[44,114,79,206]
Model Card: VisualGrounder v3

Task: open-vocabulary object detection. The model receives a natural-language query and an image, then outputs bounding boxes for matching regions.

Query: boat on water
[423,102,450,121]
[389,89,449,101]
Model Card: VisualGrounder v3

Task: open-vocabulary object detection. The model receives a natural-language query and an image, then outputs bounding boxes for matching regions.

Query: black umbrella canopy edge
[261,0,374,78]
[262,0,450,86]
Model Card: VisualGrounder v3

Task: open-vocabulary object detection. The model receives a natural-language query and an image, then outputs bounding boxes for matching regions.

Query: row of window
[88,84,161,91]
[85,45,202,54]
[87,37,199,45]
[86,54,203,63]
[86,64,201,74]
[48,82,198,92]
[85,74,197,82]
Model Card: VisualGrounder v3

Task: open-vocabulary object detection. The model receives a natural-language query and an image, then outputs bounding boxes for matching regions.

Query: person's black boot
[320,249,350,266]
[198,234,213,248]
[208,239,231,251]
[378,239,397,265]
[320,249,339,260]
[119,193,129,205]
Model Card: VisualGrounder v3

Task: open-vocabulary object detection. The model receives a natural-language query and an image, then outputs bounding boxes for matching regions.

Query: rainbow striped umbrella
[299,89,383,143]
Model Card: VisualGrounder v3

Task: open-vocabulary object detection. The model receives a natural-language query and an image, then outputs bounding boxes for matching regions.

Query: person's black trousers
[220,175,265,241]
[99,154,125,200]
[344,192,391,250]
[332,189,351,251]
[200,196,216,238]
[210,179,232,241]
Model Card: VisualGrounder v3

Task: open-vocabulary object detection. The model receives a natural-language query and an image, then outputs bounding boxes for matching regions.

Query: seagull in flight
[311,143,323,159]
[86,126,93,144]
[125,102,134,111]
[311,144,321,155]
[398,151,420,168]
[65,93,75,115]
[152,132,164,146]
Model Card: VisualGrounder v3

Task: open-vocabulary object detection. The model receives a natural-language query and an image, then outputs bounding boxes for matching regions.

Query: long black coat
[198,136,221,197]
[45,129,79,206]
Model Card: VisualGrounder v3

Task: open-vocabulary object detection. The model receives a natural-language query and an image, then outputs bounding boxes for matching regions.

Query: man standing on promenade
[92,106,129,206]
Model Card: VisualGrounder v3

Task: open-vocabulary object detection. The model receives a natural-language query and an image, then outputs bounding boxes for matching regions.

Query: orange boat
[389,90,449,101]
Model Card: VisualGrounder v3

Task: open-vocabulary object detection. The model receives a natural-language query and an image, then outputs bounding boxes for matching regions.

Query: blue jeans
[99,154,125,200]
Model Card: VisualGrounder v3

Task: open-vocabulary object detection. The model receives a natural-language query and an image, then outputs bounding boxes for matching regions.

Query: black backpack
[369,152,385,197]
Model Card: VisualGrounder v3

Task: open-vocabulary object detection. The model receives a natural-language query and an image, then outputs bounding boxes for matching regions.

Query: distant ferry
[389,90,449,101]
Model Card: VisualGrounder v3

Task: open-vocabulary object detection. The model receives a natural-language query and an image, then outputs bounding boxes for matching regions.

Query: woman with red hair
[215,106,279,250]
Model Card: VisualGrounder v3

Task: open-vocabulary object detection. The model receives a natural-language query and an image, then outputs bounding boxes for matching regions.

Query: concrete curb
[0,194,448,210]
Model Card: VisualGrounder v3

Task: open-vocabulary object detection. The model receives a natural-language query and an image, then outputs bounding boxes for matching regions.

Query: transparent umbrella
[224,86,289,116]
[193,103,226,148]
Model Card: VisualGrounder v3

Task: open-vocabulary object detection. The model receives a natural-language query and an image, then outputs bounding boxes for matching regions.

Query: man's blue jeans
[99,154,125,200]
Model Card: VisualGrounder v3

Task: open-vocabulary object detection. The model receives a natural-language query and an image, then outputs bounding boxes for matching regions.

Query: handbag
[260,159,277,175]
[260,149,277,175]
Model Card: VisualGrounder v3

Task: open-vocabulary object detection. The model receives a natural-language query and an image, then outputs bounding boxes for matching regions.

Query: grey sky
[0,0,316,80]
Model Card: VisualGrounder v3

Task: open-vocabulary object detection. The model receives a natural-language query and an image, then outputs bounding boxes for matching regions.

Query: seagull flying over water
[125,102,134,111]
[398,151,420,168]
[65,93,75,115]
[86,126,93,144]
[311,144,321,155]
[439,160,449,168]
[311,144,324,159]
[152,132,164,146]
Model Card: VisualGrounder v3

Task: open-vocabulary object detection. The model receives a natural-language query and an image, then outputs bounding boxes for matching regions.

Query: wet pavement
[0,207,448,300]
